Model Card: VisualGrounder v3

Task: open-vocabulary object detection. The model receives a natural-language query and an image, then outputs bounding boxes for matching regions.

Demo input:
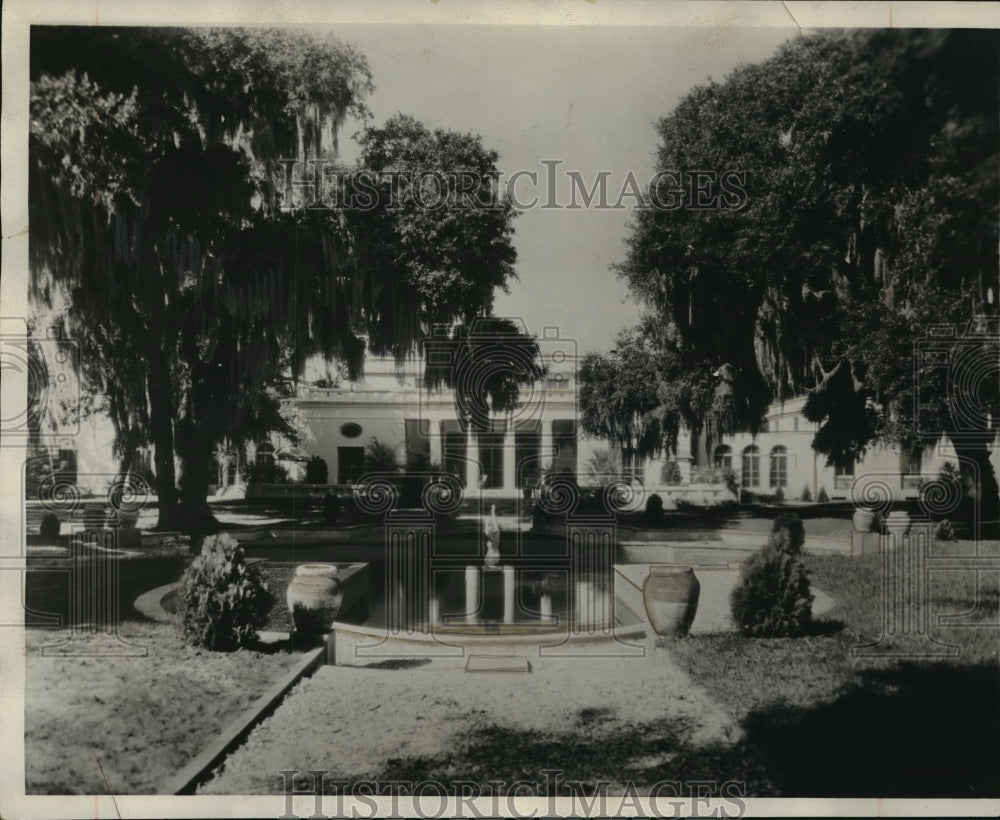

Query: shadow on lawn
[742,662,1000,797]
[352,717,781,795]
[25,555,188,628]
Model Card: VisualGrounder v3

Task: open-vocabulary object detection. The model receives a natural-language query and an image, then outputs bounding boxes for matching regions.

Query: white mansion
[278,347,994,505]
[31,334,998,505]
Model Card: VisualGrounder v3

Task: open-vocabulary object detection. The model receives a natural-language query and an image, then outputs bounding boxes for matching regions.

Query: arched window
[713,445,732,470]
[661,460,682,485]
[741,445,760,488]
[770,445,788,488]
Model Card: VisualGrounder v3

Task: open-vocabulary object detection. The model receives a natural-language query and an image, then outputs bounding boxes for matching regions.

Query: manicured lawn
[669,539,1000,797]
[719,514,852,539]
[24,621,308,795]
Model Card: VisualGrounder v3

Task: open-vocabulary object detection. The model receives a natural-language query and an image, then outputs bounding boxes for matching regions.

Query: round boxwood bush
[321,491,342,525]
[39,513,61,538]
[730,530,813,638]
[305,455,328,485]
[645,493,665,525]
[178,533,273,651]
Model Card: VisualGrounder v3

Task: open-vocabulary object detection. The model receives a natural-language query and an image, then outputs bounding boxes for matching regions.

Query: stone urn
[643,566,701,637]
[115,507,140,529]
[286,564,343,634]
[852,508,876,533]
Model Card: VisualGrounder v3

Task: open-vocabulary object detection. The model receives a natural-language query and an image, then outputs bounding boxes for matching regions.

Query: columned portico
[502,429,516,492]
[465,428,478,489]
[428,421,442,465]
[541,421,554,465]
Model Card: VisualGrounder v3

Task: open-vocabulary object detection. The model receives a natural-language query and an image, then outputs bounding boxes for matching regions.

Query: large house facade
[286,348,584,499]
[283,350,998,505]
[27,337,999,506]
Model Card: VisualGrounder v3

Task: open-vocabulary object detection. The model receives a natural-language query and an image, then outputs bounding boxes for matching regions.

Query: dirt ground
[197,642,765,794]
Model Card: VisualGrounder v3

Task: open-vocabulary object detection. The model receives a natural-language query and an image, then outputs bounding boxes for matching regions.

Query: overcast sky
[335,25,798,355]
[332,24,797,355]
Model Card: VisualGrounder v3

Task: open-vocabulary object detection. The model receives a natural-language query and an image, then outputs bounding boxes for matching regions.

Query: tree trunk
[175,369,221,549]
[178,430,214,514]
[147,369,179,530]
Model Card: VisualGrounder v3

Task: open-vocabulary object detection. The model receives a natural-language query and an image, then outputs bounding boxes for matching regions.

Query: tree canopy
[614,29,999,515]
[28,27,522,527]
[579,319,739,460]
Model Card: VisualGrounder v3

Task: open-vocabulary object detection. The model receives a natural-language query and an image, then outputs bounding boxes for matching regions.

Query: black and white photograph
[2,2,999,817]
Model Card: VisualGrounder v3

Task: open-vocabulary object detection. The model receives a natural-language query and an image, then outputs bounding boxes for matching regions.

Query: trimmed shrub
[800,484,813,502]
[769,512,805,556]
[305,456,328,485]
[178,533,273,651]
[816,486,830,503]
[730,540,814,638]
[645,493,665,525]
[934,519,957,542]
[773,486,785,503]
[322,491,342,525]
[39,513,61,538]
[363,437,401,473]
[242,461,289,485]
[531,501,547,532]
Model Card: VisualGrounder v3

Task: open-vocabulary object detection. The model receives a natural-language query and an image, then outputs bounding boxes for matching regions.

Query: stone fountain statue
[484,503,501,568]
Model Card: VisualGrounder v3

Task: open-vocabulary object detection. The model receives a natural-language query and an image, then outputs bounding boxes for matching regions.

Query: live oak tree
[29,28,522,529]
[344,115,539,427]
[579,319,739,464]
[615,29,999,522]
[30,27,376,529]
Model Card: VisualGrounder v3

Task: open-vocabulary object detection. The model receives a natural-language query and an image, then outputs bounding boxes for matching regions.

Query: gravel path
[199,645,745,794]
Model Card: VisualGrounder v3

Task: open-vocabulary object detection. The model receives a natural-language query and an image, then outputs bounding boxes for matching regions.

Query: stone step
[464,654,531,673]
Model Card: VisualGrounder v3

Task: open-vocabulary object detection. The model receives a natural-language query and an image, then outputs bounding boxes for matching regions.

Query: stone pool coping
[327,614,651,667]
[133,582,178,623]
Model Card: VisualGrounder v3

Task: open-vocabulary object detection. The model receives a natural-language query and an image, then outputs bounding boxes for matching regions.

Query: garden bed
[24,621,308,794]
[669,541,1000,796]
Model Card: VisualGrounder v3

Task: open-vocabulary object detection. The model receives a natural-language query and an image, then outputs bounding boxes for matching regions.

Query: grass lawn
[24,620,308,795]
[669,539,1000,797]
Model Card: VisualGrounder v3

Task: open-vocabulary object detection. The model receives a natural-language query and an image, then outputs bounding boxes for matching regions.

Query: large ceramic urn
[852,508,876,533]
[286,564,343,634]
[115,506,140,529]
[643,565,700,637]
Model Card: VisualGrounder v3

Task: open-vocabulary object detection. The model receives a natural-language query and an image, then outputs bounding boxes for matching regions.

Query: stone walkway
[198,642,745,794]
